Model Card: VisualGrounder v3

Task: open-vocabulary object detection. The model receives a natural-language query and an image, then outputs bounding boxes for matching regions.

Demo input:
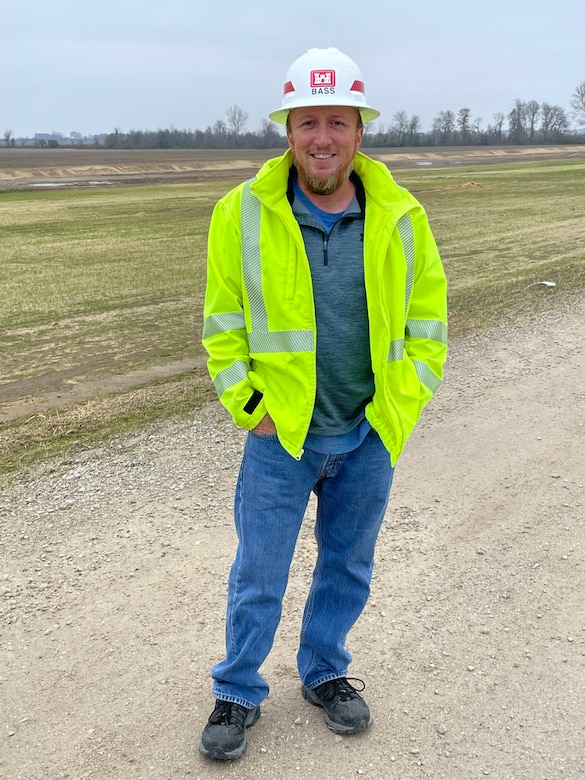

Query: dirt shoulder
[2,145,585,191]
[1,289,584,780]
[0,358,202,424]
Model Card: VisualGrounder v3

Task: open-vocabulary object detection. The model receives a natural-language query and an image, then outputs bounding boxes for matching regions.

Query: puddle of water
[31,181,113,188]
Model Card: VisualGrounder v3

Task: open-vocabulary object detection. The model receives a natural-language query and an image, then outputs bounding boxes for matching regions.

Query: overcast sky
[2,0,584,138]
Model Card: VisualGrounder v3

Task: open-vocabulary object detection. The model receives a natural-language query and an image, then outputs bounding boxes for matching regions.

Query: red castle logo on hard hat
[310,69,336,88]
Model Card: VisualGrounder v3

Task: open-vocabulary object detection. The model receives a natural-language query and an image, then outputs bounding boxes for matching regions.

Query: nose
[313,122,332,146]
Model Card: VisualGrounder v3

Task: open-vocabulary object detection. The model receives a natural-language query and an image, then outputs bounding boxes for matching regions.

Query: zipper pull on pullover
[322,236,329,266]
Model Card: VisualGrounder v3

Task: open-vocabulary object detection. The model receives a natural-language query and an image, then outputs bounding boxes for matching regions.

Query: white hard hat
[269,47,380,125]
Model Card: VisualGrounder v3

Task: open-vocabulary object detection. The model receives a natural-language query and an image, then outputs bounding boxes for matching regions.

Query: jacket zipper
[322,235,328,266]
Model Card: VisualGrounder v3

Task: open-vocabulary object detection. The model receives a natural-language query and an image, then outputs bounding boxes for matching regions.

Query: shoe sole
[198,705,261,760]
[302,686,373,734]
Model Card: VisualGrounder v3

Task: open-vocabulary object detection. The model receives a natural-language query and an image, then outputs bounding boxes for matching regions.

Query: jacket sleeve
[404,208,448,404]
[202,196,268,429]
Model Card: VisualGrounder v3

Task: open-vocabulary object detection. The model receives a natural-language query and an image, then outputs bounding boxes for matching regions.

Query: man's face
[286,106,364,197]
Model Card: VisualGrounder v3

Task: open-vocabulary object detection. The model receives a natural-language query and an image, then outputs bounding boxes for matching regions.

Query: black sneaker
[199,699,261,760]
[302,677,373,734]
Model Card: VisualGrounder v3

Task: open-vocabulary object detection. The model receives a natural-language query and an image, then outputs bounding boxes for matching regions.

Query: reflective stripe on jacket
[202,149,448,464]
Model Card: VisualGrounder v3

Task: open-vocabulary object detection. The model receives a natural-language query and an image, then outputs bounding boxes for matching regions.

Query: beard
[293,157,353,196]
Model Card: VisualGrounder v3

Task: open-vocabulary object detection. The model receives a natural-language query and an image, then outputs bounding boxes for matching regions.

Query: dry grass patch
[394,160,585,334]
[1,156,584,472]
[0,371,215,474]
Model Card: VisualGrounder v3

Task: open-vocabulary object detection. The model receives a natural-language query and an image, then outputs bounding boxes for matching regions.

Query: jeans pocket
[249,430,279,440]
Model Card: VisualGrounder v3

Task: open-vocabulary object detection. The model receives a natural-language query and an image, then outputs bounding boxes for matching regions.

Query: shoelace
[209,700,248,729]
[317,677,366,703]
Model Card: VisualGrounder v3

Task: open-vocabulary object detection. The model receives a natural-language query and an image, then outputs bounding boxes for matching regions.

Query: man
[200,47,448,760]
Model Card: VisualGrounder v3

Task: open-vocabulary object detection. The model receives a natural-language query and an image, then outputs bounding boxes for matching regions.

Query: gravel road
[1,290,584,780]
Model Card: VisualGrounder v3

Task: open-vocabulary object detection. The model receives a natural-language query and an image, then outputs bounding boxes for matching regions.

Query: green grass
[0,181,229,473]
[392,160,585,333]
[0,182,228,388]
[0,184,218,327]
[1,159,584,474]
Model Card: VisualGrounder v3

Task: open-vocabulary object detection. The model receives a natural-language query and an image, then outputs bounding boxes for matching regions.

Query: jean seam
[299,504,325,680]
[305,671,349,690]
[211,691,257,709]
[229,467,245,660]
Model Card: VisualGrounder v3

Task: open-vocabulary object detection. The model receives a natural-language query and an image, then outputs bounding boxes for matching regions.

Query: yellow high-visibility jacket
[202,149,448,465]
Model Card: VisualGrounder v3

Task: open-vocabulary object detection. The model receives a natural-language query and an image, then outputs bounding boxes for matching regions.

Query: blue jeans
[211,428,394,708]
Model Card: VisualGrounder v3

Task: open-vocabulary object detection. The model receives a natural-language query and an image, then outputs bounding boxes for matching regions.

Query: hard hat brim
[268,102,380,125]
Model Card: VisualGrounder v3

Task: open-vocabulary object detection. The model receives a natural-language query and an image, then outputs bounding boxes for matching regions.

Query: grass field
[1,155,584,472]
[405,159,585,328]
[1,183,213,374]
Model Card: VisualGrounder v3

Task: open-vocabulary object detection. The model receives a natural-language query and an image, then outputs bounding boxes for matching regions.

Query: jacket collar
[286,167,365,218]
[250,149,413,220]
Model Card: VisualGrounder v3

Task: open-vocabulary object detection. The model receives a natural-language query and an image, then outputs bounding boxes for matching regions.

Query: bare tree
[508,98,527,143]
[570,80,585,127]
[4,129,13,147]
[471,117,483,140]
[407,115,421,145]
[550,106,569,137]
[524,100,540,142]
[258,119,282,149]
[432,110,456,145]
[213,119,227,139]
[540,103,556,142]
[457,108,472,144]
[490,112,505,143]
[390,110,409,144]
[540,104,569,142]
[226,105,248,146]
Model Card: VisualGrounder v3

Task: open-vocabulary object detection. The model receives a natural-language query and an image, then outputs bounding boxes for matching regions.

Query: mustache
[292,156,354,196]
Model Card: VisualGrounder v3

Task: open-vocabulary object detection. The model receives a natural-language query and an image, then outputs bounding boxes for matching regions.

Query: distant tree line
[5,82,585,149]
[103,105,286,150]
[371,99,572,147]
[102,84,585,149]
